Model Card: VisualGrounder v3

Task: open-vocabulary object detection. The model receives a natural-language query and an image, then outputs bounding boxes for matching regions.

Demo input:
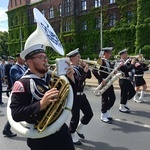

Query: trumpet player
[67,48,93,145]
[118,49,136,113]
[92,47,116,124]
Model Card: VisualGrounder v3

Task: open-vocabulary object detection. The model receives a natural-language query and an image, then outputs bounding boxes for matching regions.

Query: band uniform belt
[77,92,83,95]
[134,74,143,77]
[120,77,130,80]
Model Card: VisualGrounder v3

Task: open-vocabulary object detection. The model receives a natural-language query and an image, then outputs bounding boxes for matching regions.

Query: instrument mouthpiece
[45,64,50,67]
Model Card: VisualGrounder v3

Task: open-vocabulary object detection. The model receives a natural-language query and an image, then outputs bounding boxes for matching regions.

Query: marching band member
[9,44,75,150]
[118,49,136,113]
[92,47,116,124]
[133,58,149,103]
[67,48,93,145]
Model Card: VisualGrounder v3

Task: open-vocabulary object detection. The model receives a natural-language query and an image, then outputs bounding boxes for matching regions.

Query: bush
[142,45,150,59]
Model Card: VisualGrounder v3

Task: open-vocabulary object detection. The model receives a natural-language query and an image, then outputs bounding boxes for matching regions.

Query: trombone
[80,58,115,75]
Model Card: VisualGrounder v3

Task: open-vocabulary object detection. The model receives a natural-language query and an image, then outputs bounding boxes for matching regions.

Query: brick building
[7,0,137,58]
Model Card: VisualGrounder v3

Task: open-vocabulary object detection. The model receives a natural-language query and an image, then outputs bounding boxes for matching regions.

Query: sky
[0,0,9,32]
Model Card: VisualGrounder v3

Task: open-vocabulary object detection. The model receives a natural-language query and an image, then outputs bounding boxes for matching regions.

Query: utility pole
[100,6,102,51]
[99,1,103,57]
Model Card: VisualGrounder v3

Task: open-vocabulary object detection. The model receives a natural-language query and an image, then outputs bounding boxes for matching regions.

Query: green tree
[0,31,9,58]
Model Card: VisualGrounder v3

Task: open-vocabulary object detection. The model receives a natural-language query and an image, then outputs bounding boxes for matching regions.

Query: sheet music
[56,58,70,76]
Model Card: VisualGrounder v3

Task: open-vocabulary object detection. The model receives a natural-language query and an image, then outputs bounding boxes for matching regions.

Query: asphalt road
[0,87,150,150]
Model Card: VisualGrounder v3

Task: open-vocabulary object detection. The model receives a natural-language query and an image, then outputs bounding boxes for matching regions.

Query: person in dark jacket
[3,53,27,138]
[10,44,75,150]
[118,49,136,113]
[92,47,116,124]
[67,48,93,145]
[0,72,3,105]
[133,58,149,103]
[4,56,15,97]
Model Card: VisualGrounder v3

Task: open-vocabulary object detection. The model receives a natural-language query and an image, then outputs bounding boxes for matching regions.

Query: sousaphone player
[92,47,116,124]
[8,8,75,150]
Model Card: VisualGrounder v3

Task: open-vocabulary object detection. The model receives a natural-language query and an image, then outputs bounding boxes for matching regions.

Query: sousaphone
[7,8,73,139]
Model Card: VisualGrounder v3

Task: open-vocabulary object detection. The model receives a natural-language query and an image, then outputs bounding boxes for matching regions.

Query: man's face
[70,54,80,65]
[10,59,14,63]
[18,57,26,65]
[121,52,128,59]
[28,53,48,74]
[105,51,112,59]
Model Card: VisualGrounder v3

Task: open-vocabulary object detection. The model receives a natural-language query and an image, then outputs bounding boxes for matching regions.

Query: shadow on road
[111,119,150,133]
[75,139,129,150]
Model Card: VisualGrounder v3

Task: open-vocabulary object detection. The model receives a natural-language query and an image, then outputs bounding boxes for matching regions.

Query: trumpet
[80,58,115,74]
[80,57,102,67]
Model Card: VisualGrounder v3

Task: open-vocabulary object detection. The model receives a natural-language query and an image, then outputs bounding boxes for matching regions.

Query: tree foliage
[135,0,150,56]
[0,31,9,59]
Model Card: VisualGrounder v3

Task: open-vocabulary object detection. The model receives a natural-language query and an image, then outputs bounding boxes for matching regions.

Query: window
[95,0,101,8]
[64,22,71,31]
[59,4,62,16]
[20,15,24,24]
[109,13,116,27]
[82,45,87,53]
[93,44,100,53]
[127,11,133,23]
[15,16,18,25]
[49,7,54,19]
[96,18,101,29]
[81,0,87,11]
[64,0,71,13]
[109,0,116,4]
[11,0,13,7]
[82,21,87,30]
[15,0,17,6]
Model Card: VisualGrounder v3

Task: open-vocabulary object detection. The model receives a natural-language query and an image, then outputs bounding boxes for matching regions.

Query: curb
[85,75,150,93]
[85,84,150,93]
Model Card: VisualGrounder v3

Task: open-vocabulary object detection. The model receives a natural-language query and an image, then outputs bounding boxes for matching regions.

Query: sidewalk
[86,73,150,93]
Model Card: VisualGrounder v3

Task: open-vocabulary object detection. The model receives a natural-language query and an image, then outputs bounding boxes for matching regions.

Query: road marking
[115,118,150,128]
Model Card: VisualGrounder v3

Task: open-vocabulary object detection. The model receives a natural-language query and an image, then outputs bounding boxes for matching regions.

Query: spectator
[5,56,15,97]
[3,53,27,138]
[0,59,6,83]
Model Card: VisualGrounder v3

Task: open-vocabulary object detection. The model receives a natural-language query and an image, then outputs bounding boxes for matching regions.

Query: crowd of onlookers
[0,54,28,137]
[0,57,15,99]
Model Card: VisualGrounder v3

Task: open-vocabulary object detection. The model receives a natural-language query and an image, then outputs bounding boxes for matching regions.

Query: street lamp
[100,5,102,51]
[99,0,103,57]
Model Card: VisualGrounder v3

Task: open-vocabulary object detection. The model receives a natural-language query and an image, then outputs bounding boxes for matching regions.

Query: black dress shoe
[73,140,82,145]
[3,130,17,137]
[108,117,113,121]
[6,92,9,97]
[0,102,4,105]
[77,132,85,139]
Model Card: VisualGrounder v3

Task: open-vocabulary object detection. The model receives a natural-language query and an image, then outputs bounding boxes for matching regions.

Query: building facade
[7,0,137,59]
